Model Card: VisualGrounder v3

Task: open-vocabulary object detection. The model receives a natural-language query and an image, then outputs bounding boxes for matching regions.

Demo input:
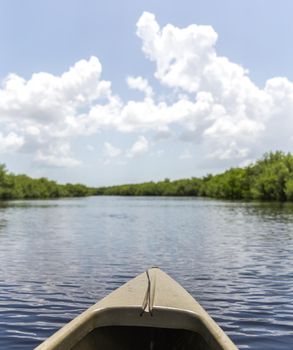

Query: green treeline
[2,151,293,201]
[0,164,96,200]
[96,151,293,201]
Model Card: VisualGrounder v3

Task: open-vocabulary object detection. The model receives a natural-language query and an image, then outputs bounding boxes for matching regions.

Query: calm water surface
[0,196,292,349]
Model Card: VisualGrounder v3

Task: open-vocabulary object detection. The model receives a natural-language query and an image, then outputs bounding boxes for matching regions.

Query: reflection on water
[0,197,292,349]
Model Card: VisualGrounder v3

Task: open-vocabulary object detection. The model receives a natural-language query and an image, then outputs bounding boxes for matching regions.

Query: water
[0,196,292,349]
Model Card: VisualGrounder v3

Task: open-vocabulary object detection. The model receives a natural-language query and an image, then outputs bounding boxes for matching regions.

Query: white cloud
[135,12,293,162]
[127,76,153,98]
[103,142,122,158]
[127,136,149,158]
[35,152,80,168]
[0,132,24,153]
[1,12,293,171]
[0,56,110,124]
[208,143,249,160]
[136,12,218,93]
[77,11,274,165]
[0,56,113,167]
[35,142,80,168]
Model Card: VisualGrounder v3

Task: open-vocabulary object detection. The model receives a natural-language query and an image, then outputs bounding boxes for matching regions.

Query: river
[0,196,292,349]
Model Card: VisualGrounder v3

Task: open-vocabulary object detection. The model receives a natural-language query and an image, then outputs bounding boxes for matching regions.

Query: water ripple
[0,197,292,349]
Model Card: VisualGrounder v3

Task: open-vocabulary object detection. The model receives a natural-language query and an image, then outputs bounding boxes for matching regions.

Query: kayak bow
[35,268,238,350]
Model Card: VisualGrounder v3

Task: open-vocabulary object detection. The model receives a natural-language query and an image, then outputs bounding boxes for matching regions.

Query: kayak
[35,268,238,350]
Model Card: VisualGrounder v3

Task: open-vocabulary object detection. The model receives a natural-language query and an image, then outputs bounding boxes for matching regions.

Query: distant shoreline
[1,151,293,201]
[96,151,293,202]
[0,164,95,200]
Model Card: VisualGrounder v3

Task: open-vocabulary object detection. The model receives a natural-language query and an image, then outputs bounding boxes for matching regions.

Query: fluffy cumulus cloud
[135,12,274,159]
[103,142,122,159]
[127,76,153,98]
[35,142,81,168]
[0,132,24,153]
[127,136,149,158]
[0,56,113,166]
[1,12,293,168]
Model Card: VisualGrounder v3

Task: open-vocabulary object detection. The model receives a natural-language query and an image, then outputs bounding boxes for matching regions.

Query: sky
[1,1,293,186]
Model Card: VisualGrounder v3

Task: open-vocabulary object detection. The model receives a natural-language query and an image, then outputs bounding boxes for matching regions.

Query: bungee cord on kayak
[140,269,154,317]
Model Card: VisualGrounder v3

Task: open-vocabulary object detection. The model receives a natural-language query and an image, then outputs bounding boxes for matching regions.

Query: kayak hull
[35,268,238,350]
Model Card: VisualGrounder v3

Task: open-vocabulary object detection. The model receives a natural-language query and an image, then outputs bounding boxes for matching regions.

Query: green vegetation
[96,151,293,201]
[2,151,293,201]
[0,164,96,200]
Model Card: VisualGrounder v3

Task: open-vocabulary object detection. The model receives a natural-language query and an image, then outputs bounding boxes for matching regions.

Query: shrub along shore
[2,151,293,201]
[0,164,96,199]
[96,151,293,201]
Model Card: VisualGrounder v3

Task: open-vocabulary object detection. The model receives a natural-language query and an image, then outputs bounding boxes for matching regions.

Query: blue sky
[1,1,293,186]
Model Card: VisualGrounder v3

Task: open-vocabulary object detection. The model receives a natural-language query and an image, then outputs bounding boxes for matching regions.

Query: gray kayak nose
[35,268,238,350]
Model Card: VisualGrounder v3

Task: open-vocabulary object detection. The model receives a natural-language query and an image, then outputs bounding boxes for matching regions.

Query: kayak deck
[35,268,238,350]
